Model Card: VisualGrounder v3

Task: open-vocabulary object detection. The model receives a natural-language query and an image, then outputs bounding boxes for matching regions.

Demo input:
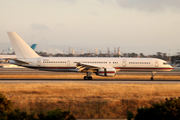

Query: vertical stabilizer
[31,44,37,50]
[7,32,40,59]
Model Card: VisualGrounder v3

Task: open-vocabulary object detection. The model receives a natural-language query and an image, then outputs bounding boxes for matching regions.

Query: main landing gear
[150,72,155,80]
[84,76,92,80]
[84,72,93,80]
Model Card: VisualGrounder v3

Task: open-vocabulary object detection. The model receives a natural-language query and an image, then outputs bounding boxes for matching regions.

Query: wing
[76,62,102,72]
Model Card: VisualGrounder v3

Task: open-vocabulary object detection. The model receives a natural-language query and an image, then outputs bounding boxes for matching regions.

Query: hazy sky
[0,0,180,55]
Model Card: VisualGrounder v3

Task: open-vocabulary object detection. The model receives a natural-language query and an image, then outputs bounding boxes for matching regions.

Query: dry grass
[1,83,180,118]
[0,74,180,79]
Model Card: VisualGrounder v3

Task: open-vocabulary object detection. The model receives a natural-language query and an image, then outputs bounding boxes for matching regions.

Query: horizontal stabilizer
[8,59,30,65]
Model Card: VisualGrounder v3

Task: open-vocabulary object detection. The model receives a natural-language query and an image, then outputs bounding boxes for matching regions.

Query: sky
[0,0,180,55]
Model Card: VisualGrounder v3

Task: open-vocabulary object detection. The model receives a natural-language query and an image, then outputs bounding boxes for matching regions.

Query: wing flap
[76,62,102,71]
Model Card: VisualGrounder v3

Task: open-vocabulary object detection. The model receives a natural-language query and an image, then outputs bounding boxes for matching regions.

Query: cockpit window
[163,62,167,65]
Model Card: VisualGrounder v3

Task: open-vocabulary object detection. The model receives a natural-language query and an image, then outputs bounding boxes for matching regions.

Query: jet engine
[96,68,116,77]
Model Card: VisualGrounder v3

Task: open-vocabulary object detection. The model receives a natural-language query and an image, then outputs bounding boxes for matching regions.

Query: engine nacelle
[97,68,116,77]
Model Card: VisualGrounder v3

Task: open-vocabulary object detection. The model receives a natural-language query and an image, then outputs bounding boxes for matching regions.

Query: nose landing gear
[150,72,155,80]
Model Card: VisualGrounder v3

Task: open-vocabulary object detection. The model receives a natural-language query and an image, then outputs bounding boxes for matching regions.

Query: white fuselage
[12,57,173,73]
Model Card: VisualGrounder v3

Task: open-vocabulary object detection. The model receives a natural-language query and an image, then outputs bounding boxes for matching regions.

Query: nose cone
[169,64,173,70]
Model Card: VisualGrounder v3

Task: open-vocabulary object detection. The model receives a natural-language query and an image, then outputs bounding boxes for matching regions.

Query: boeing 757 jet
[7,32,173,80]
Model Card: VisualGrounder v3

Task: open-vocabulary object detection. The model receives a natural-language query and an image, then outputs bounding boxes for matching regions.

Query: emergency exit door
[37,58,41,66]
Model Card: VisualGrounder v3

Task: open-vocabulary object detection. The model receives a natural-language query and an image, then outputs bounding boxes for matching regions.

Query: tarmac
[0,68,180,84]
[1,68,180,75]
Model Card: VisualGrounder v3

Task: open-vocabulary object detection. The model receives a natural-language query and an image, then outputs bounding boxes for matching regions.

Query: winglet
[7,32,40,59]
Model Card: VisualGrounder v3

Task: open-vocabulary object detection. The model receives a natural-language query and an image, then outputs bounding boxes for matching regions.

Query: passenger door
[122,59,126,67]
[67,60,70,66]
[155,60,159,67]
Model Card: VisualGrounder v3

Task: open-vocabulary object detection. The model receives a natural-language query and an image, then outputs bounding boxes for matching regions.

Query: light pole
[169,49,171,63]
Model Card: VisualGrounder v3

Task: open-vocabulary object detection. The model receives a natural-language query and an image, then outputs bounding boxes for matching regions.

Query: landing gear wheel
[150,72,155,81]
[84,76,88,80]
[88,76,92,80]
[150,77,154,81]
[84,76,93,80]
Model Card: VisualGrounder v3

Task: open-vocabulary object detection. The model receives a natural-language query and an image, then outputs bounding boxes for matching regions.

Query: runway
[0,79,180,84]
[0,68,85,75]
[1,68,180,84]
[1,68,180,75]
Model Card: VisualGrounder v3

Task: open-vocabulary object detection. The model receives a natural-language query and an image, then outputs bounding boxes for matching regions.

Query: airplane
[0,44,37,63]
[6,32,173,80]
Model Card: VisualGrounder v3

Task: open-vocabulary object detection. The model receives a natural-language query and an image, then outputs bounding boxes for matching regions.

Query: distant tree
[54,53,62,57]
[8,109,31,120]
[127,111,134,120]
[134,98,180,120]
[37,52,48,57]
[0,92,13,120]
[139,53,145,57]
[156,52,162,59]
[0,93,76,120]
[38,109,75,120]
[0,93,13,114]
[123,53,127,57]
[127,52,138,57]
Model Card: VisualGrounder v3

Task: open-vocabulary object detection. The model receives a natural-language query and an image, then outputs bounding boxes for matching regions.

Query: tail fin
[7,32,40,59]
[30,44,37,50]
